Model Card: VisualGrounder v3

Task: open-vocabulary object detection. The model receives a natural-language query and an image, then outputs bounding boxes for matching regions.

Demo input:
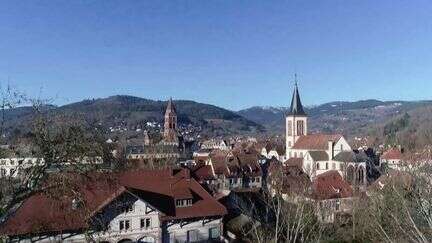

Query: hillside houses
[190,149,265,195]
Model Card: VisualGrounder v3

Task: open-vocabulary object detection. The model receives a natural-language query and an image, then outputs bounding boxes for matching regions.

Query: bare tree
[0,88,109,220]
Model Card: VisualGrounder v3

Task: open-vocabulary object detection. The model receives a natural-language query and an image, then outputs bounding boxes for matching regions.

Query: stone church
[127,99,194,161]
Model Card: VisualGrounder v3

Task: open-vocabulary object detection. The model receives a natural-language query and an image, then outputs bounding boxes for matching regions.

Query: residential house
[0,169,227,243]
[380,148,403,170]
[312,170,354,223]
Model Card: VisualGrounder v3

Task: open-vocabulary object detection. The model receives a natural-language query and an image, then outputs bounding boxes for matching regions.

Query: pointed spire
[288,75,306,116]
[166,97,176,114]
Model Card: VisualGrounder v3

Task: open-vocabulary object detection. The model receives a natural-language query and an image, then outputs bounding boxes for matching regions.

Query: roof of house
[292,134,343,150]
[308,151,329,161]
[192,164,216,181]
[312,170,353,200]
[0,169,227,237]
[285,157,304,168]
[381,148,402,160]
[282,166,311,195]
[333,150,369,163]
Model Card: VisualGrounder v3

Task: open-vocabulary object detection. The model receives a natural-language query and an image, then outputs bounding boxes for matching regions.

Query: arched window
[357,167,365,184]
[288,121,293,136]
[297,121,304,136]
[346,166,355,183]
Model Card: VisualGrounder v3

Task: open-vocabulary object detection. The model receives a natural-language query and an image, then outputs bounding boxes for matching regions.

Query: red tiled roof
[312,170,353,200]
[192,165,216,181]
[292,134,342,150]
[1,169,227,237]
[381,148,402,160]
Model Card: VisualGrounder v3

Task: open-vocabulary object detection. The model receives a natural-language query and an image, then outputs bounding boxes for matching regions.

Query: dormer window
[120,204,134,214]
[176,198,192,207]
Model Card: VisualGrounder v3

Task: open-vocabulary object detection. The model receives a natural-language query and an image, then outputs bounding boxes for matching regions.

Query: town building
[260,142,285,161]
[200,139,231,151]
[126,99,196,161]
[312,170,354,223]
[190,150,264,195]
[284,81,367,184]
[380,147,403,170]
[0,169,227,243]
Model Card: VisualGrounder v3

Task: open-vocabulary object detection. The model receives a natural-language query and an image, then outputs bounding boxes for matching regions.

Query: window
[297,120,304,136]
[294,152,297,158]
[176,199,192,207]
[335,200,341,211]
[141,218,151,229]
[332,163,336,170]
[0,168,6,177]
[287,121,293,136]
[316,163,320,170]
[122,204,133,214]
[325,163,329,170]
[119,220,130,231]
[187,230,199,242]
[209,227,220,239]
[340,144,343,151]
[256,177,260,183]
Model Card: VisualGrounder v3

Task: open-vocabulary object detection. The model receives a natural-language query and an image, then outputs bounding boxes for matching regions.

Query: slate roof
[333,150,369,163]
[308,151,329,161]
[287,83,307,116]
[0,169,227,237]
[292,134,342,150]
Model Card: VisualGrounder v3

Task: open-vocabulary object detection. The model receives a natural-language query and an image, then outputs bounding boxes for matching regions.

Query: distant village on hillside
[0,78,427,243]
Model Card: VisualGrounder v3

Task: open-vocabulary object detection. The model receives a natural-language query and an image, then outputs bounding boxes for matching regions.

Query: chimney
[328,140,334,160]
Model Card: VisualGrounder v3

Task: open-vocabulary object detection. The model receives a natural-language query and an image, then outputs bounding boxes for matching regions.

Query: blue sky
[0,1,431,110]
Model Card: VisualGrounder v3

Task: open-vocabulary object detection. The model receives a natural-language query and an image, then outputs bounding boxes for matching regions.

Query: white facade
[201,139,230,151]
[285,115,308,157]
[380,158,402,170]
[9,193,223,243]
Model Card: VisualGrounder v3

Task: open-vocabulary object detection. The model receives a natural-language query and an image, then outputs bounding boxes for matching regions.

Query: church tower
[286,76,308,158]
[163,98,179,144]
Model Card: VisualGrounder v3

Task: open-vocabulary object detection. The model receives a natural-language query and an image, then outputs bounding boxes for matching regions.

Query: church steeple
[165,97,176,116]
[288,74,306,116]
[285,75,308,156]
[163,98,179,144]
